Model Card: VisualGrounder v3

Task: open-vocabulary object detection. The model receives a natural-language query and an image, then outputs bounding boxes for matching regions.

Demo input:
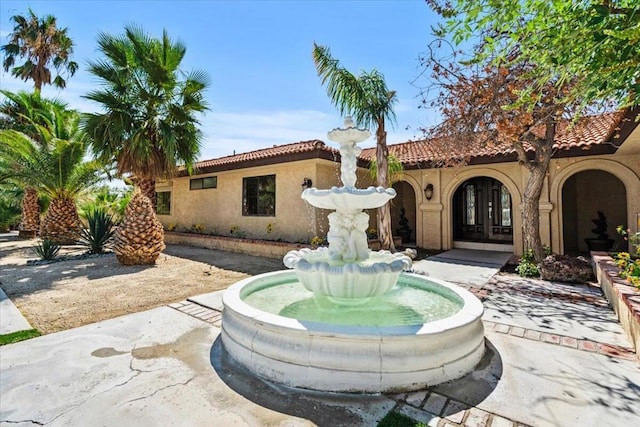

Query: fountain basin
[284,248,412,299]
[221,270,485,393]
[302,186,396,210]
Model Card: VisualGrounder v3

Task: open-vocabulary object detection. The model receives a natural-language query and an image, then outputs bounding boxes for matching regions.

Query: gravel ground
[0,232,284,334]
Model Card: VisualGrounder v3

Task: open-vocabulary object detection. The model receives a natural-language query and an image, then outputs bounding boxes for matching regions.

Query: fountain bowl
[283,247,412,299]
[221,270,485,393]
[302,186,396,210]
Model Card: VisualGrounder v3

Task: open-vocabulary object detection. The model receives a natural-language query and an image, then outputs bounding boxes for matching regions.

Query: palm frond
[83,25,209,181]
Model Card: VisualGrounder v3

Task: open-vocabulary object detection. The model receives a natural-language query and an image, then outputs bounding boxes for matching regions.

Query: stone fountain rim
[221,269,485,337]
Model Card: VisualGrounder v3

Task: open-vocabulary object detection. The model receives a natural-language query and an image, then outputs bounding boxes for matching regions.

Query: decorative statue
[327,211,370,262]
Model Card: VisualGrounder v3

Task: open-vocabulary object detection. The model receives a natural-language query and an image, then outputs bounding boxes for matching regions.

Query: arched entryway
[561,170,627,254]
[391,181,417,245]
[452,177,513,245]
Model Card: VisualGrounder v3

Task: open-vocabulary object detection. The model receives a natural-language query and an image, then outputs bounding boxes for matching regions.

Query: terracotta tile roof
[360,112,625,165]
[194,139,337,169]
[187,111,632,175]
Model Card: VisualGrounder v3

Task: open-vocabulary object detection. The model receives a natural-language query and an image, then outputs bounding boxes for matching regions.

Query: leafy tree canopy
[426,0,640,111]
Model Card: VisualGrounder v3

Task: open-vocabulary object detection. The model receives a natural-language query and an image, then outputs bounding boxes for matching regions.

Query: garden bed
[164,232,405,259]
[592,251,640,358]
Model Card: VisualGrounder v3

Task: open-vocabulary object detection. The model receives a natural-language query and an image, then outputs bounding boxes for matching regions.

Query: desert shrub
[229,225,246,238]
[78,207,115,254]
[516,249,540,277]
[615,252,640,288]
[310,235,327,248]
[32,239,61,260]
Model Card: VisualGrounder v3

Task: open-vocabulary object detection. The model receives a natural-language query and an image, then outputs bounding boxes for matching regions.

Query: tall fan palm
[1,8,78,92]
[313,43,398,251]
[83,24,209,265]
[0,109,103,244]
[0,90,69,237]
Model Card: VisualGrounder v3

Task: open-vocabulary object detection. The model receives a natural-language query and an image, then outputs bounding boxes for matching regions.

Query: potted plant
[584,210,614,252]
[396,207,412,244]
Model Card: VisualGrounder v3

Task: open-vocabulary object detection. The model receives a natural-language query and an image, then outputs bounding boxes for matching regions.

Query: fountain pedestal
[283,117,411,299]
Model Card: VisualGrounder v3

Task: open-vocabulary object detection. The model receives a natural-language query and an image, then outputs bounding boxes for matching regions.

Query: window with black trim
[156,191,171,215]
[243,175,275,216]
[190,176,217,190]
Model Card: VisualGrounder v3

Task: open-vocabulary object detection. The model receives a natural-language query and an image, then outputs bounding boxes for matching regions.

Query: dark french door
[453,177,513,243]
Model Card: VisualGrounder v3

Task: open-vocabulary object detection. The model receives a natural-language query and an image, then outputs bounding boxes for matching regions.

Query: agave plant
[78,207,115,254]
[32,239,61,260]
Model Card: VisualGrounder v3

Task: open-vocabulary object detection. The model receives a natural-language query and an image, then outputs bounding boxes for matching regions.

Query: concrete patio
[1,247,639,426]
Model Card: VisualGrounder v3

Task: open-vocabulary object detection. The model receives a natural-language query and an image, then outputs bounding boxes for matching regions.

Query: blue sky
[1,0,441,161]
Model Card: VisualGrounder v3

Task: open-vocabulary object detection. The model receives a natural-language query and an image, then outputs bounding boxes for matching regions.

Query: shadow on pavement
[210,336,503,425]
[210,336,394,426]
[431,339,503,411]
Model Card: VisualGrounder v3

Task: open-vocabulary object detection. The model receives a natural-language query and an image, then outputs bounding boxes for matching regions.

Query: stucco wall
[157,159,340,243]
[157,147,639,255]
[401,151,640,255]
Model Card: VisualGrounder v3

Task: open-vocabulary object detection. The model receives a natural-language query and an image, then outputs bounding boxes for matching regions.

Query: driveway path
[1,247,639,426]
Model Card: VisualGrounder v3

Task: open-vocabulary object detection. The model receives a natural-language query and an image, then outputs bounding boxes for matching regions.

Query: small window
[156,191,171,215]
[243,175,275,216]
[190,176,217,190]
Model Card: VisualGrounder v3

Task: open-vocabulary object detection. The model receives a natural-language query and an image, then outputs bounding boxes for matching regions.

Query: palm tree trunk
[136,178,156,209]
[376,116,395,252]
[18,186,40,238]
[114,189,165,265]
[41,197,80,244]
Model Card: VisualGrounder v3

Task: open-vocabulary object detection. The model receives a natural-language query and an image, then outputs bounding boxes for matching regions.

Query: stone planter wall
[164,231,310,259]
[592,251,640,357]
[165,232,405,260]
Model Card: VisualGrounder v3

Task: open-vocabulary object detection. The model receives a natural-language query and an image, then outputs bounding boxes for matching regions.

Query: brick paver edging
[484,320,636,361]
[389,390,531,427]
[168,300,222,327]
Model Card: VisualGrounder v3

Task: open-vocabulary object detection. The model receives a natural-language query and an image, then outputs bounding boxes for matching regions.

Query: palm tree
[313,43,398,251]
[0,109,103,244]
[0,158,23,232]
[82,24,209,265]
[0,90,69,237]
[1,8,78,92]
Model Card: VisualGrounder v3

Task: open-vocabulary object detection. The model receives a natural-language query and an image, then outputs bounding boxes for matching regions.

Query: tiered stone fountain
[221,118,485,392]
